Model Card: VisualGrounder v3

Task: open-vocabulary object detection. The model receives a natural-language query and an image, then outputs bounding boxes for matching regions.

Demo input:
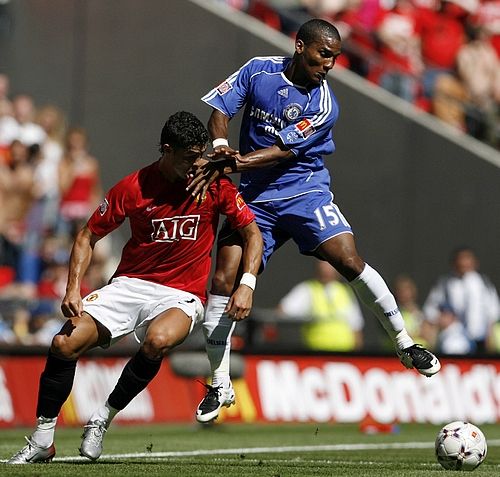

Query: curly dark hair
[159,111,209,153]
[296,19,341,45]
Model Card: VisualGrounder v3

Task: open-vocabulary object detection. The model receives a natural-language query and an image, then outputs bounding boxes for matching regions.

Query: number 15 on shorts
[314,203,350,231]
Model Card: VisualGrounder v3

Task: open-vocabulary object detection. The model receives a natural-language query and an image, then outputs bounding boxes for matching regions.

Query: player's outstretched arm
[187,142,294,199]
[225,221,263,321]
[61,225,102,318]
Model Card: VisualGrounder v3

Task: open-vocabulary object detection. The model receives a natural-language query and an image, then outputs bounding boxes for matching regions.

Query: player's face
[171,145,206,180]
[295,34,341,86]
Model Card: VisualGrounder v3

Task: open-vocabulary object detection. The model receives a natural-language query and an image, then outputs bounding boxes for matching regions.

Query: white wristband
[240,272,256,290]
[212,138,229,149]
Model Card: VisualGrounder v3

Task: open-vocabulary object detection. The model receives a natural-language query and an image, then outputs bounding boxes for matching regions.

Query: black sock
[107,350,162,411]
[36,351,78,418]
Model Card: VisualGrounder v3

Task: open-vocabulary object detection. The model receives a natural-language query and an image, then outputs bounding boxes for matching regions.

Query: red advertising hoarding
[1,354,499,427]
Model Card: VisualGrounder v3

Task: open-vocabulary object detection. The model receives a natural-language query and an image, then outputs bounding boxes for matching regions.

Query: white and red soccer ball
[435,421,487,471]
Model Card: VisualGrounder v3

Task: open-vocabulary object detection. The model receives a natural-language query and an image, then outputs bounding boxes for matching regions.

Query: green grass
[1,422,499,476]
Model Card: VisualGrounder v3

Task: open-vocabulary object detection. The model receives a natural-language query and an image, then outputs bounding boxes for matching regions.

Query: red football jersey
[87,160,254,303]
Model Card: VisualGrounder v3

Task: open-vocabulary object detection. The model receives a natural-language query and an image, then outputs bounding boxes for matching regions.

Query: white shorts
[82,276,204,347]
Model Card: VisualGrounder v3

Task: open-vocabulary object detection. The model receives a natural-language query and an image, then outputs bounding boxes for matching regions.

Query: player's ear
[295,39,305,54]
[162,143,172,154]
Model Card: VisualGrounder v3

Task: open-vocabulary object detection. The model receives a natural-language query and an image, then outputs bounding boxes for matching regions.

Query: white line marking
[2,439,499,463]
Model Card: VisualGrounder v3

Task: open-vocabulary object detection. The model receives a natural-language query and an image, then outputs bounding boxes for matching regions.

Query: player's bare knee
[142,333,175,358]
[335,256,365,281]
[50,334,81,360]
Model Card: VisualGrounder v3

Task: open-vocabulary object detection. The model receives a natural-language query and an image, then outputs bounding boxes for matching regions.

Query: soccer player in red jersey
[7,111,262,464]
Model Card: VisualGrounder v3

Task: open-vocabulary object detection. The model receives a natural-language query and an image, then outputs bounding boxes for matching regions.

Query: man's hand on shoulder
[187,156,237,200]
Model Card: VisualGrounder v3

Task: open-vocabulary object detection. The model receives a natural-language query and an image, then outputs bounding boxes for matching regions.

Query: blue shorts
[220,191,353,270]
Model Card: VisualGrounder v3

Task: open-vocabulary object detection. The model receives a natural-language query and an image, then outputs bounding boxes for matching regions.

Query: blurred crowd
[0,74,113,347]
[266,246,500,356]
[224,0,500,148]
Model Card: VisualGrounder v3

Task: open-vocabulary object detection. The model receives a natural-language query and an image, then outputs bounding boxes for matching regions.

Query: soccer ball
[435,421,487,471]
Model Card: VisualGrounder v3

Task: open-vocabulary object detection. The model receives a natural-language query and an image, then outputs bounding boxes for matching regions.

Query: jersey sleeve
[277,82,338,156]
[212,177,255,229]
[201,58,256,118]
[87,177,131,236]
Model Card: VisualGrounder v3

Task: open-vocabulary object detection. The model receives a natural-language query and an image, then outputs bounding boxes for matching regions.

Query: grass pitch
[1,422,499,476]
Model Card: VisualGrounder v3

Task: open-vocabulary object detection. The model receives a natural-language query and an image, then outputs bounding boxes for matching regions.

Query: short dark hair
[159,111,209,153]
[450,246,476,263]
[296,19,341,45]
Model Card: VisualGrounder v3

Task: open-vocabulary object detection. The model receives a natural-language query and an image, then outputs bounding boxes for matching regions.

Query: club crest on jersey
[98,198,109,216]
[151,215,200,242]
[235,193,246,211]
[283,103,302,122]
[217,80,232,95]
[85,293,99,302]
[295,118,315,138]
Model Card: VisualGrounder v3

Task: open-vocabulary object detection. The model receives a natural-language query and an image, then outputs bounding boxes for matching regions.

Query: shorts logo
[217,81,232,95]
[235,193,246,211]
[98,198,109,216]
[283,103,302,121]
[85,293,99,302]
[295,118,315,138]
[286,131,299,142]
[151,215,200,242]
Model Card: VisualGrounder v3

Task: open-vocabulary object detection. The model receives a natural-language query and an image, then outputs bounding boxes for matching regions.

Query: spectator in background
[0,140,37,298]
[418,0,467,110]
[374,0,424,103]
[34,105,66,231]
[0,228,19,290]
[0,141,35,249]
[472,0,500,57]
[456,23,500,144]
[25,301,64,347]
[435,302,475,354]
[392,274,435,348]
[423,246,500,353]
[276,260,364,351]
[18,105,68,289]
[0,94,46,148]
[0,311,16,343]
[58,127,102,236]
[0,73,13,163]
[0,73,12,115]
[418,0,472,132]
[0,73,12,164]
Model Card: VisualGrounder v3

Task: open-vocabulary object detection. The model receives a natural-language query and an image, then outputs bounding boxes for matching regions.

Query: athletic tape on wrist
[212,138,229,149]
[240,272,256,290]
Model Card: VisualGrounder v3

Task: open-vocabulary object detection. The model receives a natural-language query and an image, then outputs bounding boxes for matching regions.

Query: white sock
[31,416,57,448]
[350,263,414,350]
[89,401,118,428]
[202,293,234,389]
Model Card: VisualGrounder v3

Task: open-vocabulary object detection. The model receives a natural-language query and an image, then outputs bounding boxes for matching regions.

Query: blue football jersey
[202,56,340,202]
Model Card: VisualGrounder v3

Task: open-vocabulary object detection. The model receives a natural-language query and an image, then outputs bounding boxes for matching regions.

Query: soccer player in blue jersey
[189,18,441,423]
